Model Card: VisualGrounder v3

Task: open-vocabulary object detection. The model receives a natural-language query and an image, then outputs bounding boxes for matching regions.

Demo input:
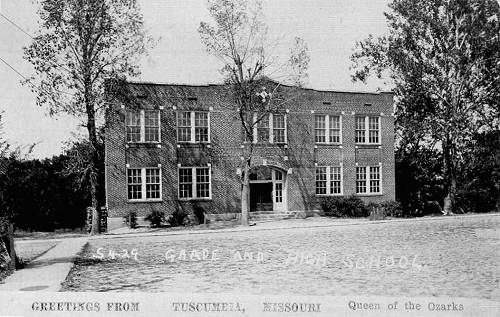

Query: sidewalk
[0,237,88,292]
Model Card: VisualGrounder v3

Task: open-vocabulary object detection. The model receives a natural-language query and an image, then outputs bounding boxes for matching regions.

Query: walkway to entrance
[249,166,286,212]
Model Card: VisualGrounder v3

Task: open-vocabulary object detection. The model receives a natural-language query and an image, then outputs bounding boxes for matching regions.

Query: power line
[0,13,33,39]
[0,55,73,97]
[0,12,73,74]
[0,56,29,80]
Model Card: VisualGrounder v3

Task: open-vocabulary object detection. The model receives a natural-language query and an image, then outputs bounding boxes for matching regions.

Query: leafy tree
[198,0,310,225]
[396,146,445,216]
[456,130,500,213]
[23,0,152,234]
[351,0,500,214]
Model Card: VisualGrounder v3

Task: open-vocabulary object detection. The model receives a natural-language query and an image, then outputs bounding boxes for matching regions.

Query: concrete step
[249,212,300,221]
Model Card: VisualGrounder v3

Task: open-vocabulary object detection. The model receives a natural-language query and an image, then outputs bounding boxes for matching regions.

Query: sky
[0,0,390,158]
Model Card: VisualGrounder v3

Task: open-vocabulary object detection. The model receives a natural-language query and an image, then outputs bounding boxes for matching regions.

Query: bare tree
[199,0,310,225]
[24,0,153,234]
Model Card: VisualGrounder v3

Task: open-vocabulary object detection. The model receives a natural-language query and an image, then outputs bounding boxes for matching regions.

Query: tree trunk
[442,135,456,216]
[84,73,100,235]
[241,161,250,226]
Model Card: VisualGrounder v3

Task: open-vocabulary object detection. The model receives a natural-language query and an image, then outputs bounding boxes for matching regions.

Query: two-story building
[104,80,395,229]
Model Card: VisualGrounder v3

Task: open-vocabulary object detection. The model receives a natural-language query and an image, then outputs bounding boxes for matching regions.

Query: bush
[193,205,206,224]
[320,195,369,218]
[145,211,165,228]
[123,211,137,228]
[167,209,188,227]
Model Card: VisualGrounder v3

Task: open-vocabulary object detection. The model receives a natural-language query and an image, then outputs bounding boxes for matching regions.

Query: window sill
[177,142,211,146]
[251,142,288,147]
[355,143,381,147]
[178,198,213,202]
[355,193,383,197]
[314,143,342,146]
[316,193,344,197]
[126,142,161,145]
[127,199,163,203]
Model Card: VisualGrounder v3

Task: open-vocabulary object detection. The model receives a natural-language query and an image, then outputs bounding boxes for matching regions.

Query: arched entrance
[249,166,287,212]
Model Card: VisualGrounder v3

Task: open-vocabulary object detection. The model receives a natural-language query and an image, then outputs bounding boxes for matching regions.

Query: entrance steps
[249,210,321,222]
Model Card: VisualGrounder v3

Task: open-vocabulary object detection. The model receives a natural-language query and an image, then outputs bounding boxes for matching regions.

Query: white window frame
[315,165,343,196]
[177,166,212,200]
[252,113,287,144]
[356,165,383,195]
[355,116,381,145]
[314,114,342,144]
[176,111,211,144]
[126,109,161,143]
[127,167,162,202]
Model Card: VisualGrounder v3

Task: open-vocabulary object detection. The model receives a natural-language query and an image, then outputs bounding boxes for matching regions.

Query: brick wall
[105,81,395,222]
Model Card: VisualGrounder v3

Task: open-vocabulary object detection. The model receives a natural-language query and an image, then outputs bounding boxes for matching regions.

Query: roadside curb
[94,213,500,240]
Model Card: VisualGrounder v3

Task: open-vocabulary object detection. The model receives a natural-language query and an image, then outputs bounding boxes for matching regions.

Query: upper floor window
[177,111,210,143]
[356,165,381,194]
[251,113,287,144]
[178,166,211,199]
[314,115,342,144]
[126,110,160,143]
[127,167,162,201]
[315,166,343,195]
[355,116,380,144]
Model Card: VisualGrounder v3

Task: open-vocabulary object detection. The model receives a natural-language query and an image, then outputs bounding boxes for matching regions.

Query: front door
[249,166,287,212]
[272,170,286,211]
[250,182,273,211]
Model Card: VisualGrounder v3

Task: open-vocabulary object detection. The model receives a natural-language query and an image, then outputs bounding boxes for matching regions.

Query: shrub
[145,211,165,228]
[366,200,404,218]
[167,209,188,227]
[193,205,206,224]
[123,211,137,229]
[320,195,369,218]
[381,200,403,217]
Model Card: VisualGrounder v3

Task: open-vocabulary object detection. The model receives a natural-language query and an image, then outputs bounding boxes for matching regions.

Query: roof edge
[124,80,394,95]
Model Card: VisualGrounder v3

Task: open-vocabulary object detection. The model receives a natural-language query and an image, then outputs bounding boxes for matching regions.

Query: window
[314,116,326,143]
[275,183,283,203]
[144,110,160,142]
[316,166,343,195]
[355,117,366,143]
[127,169,142,200]
[273,114,286,143]
[177,112,192,142]
[251,113,287,144]
[315,167,327,195]
[178,168,193,198]
[329,116,341,143]
[315,115,342,144]
[145,168,161,199]
[355,116,380,144]
[178,167,211,199]
[257,115,270,142]
[369,117,380,144]
[355,167,367,194]
[274,170,284,203]
[330,166,342,194]
[196,168,210,198]
[177,111,210,143]
[127,167,162,201]
[356,165,382,194]
[126,110,160,143]
[195,112,209,142]
[369,166,381,193]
